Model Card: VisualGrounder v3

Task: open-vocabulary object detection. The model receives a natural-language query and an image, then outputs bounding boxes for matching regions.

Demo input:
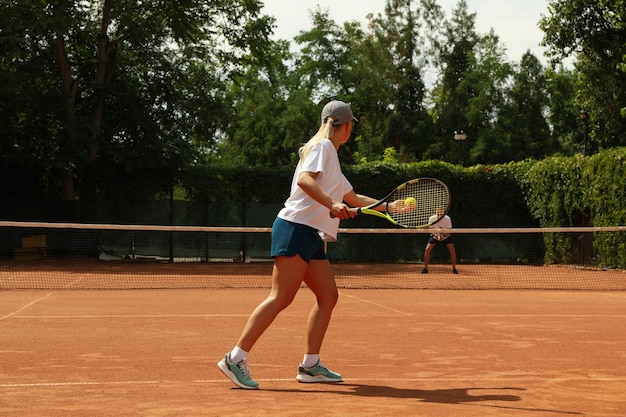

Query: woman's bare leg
[302,259,338,354]
[236,255,307,351]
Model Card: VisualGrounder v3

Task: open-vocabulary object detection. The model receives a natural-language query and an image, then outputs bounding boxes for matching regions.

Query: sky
[261,0,552,65]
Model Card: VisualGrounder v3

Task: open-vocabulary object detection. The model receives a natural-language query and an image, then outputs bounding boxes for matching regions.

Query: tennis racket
[336,178,451,228]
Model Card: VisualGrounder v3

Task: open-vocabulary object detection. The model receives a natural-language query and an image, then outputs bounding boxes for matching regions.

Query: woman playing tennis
[217,100,403,389]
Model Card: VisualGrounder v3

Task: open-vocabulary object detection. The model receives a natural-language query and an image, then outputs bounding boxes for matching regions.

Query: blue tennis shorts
[270,217,328,262]
[428,235,454,245]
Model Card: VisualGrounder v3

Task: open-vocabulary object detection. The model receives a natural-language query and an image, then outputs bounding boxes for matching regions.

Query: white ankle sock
[230,346,248,364]
[302,354,319,368]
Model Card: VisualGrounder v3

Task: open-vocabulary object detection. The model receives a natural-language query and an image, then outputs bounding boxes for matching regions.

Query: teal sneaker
[217,354,259,389]
[296,360,342,383]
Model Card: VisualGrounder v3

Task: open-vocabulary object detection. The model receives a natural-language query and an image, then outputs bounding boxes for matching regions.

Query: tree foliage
[2,0,626,206]
[0,0,274,200]
[518,148,626,266]
[540,0,626,150]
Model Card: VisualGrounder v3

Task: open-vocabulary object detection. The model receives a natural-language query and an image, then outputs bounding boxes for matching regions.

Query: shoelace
[236,358,252,378]
[307,361,328,372]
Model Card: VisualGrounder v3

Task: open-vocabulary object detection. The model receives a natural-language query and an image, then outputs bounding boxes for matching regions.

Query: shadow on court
[263,384,584,415]
[340,384,524,403]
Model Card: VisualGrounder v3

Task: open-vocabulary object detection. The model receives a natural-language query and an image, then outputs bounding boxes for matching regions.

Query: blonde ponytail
[299,117,336,162]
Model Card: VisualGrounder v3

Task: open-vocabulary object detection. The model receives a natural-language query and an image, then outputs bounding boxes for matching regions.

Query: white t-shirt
[429,214,452,239]
[277,138,353,242]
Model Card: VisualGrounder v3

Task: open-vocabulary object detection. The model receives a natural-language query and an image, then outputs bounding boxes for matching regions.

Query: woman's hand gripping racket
[335,178,451,228]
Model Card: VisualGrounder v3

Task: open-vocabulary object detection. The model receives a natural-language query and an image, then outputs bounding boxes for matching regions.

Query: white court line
[0,380,160,388]
[0,293,54,321]
[11,314,254,319]
[8,313,626,319]
[340,292,414,316]
[0,376,626,389]
[338,292,626,318]
[3,376,625,389]
[429,314,626,318]
[193,376,626,383]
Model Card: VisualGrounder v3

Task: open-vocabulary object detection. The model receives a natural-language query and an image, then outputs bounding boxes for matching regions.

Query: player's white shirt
[429,214,452,229]
[277,138,353,242]
[429,214,452,239]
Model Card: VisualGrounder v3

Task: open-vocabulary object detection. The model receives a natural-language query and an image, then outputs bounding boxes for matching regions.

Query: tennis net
[1,221,624,290]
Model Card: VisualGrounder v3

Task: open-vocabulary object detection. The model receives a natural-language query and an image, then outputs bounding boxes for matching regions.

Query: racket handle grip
[329,207,361,218]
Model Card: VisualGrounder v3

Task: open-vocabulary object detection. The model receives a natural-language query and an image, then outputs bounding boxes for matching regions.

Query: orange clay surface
[1,287,626,417]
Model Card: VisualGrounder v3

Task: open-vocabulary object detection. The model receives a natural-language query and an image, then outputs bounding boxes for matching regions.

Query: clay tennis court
[1,262,625,417]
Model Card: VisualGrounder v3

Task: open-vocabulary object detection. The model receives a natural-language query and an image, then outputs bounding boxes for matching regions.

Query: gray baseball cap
[321,100,358,126]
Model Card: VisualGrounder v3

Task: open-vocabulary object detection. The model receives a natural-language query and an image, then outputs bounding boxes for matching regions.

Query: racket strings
[388,180,450,228]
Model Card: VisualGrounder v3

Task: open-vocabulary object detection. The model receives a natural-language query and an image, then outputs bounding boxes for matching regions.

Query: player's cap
[321,100,358,126]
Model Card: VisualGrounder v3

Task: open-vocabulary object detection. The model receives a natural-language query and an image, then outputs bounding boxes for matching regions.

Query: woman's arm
[343,190,404,212]
[343,190,378,209]
[296,171,354,219]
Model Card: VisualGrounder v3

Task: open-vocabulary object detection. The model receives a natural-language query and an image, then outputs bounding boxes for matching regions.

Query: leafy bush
[518,147,626,267]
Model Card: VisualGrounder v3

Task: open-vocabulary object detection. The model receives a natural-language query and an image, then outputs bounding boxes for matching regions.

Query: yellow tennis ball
[404,197,416,207]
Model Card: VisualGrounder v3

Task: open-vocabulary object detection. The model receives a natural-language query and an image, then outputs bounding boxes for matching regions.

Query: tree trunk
[49,2,78,201]
[88,0,114,162]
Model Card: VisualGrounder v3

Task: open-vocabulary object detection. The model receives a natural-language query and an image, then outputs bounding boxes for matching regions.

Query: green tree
[0,0,273,200]
[366,0,439,161]
[293,7,356,99]
[540,0,626,151]
[463,30,513,165]
[545,66,581,155]
[218,7,358,167]
[430,0,480,150]
[496,52,554,161]
[218,38,319,167]
[430,1,513,164]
